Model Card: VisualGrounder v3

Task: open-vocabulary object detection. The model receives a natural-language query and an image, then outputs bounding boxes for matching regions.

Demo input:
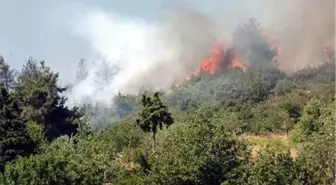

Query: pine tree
[136,92,173,151]
[0,85,36,171]
[13,58,81,141]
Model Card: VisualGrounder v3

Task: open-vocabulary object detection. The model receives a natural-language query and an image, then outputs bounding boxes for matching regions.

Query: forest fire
[194,43,246,75]
[192,42,281,76]
[184,19,283,81]
[192,38,281,77]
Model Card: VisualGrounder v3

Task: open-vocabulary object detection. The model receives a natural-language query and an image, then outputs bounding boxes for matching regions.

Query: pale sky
[0,0,283,82]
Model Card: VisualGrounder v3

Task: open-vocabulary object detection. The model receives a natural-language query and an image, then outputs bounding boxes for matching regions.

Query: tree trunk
[152,133,156,152]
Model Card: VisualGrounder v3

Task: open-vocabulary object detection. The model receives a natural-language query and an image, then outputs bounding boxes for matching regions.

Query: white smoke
[66,7,217,106]
[67,11,161,104]
[64,0,335,106]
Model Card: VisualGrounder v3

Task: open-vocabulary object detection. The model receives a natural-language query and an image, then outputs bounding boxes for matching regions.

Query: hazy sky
[0,0,281,82]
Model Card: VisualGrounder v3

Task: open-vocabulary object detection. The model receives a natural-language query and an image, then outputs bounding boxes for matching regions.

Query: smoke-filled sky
[0,0,286,77]
[0,0,334,105]
[0,1,214,72]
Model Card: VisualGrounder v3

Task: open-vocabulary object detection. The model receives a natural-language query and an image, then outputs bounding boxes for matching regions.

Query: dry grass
[238,133,288,140]
[238,133,297,159]
[115,153,140,171]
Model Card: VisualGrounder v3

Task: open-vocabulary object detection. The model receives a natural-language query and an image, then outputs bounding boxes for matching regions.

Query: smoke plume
[65,0,335,106]
[272,0,335,72]
[66,5,221,105]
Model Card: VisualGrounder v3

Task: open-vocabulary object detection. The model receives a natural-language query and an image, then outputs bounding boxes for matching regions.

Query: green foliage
[274,78,296,96]
[1,135,117,185]
[292,99,335,185]
[113,112,250,185]
[26,121,46,148]
[13,58,81,141]
[248,147,296,185]
[0,40,335,184]
[242,68,285,103]
[291,84,335,143]
[167,68,245,111]
[0,87,36,172]
[100,118,145,152]
[294,99,322,141]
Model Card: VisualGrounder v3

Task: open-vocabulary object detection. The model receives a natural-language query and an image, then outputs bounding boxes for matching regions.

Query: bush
[146,112,249,185]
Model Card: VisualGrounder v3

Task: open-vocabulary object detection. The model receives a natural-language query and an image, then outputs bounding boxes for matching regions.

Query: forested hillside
[0,44,334,185]
[0,13,334,185]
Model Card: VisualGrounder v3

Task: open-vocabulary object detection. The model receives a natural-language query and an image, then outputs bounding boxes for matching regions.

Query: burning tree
[192,18,281,78]
[195,43,246,76]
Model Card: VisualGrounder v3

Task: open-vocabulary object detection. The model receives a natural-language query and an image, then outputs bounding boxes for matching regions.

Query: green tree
[146,111,249,185]
[243,74,270,103]
[274,78,296,96]
[293,100,335,185]
[242,67,285,104]
[248,147,296,185]
[295,99,321,140]
[136,92,173,152]
[0,85,36,171]
[0,135,117,185]
[13,58,81,141]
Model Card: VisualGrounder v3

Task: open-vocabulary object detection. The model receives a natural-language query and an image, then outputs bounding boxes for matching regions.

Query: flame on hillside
[192,41,281,76]
[194,43,246,75]
[183,19,283,81]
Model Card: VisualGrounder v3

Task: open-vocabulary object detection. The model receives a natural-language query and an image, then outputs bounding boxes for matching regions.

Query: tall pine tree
[0,84,36,172]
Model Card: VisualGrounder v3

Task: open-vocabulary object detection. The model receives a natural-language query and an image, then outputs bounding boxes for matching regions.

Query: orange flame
[195,43,246,75]
[185,27,281,81]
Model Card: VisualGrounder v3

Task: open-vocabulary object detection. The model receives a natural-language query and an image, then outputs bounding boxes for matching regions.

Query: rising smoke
[271,0,335,72]
[65,0,335,106]
[66,5,221,105]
